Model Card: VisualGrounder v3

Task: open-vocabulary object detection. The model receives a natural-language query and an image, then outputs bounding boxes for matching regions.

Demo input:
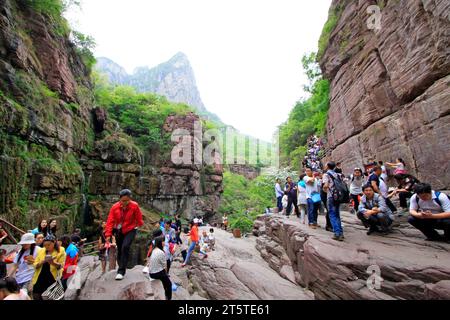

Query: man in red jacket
[105,189,144,280]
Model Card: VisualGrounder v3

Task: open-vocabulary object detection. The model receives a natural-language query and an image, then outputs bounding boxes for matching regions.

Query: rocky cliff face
[96,53,222,123]
[320,0,450,188]
[0,0,222,234]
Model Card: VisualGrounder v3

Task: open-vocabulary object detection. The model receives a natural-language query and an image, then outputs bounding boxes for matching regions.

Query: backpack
[327,172,350,204]
[415,191,450,208]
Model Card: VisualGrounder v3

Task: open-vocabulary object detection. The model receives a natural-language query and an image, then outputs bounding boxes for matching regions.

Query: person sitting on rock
[408,183,450,242]
[357,184,393,235]
[148,236,172,300]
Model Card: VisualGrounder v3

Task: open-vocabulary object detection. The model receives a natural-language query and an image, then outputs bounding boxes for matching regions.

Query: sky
[66,0,332,142]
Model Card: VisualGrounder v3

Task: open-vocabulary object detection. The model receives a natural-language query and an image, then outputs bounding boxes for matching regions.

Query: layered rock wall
[320,0,450,188]
[0,0,222,234]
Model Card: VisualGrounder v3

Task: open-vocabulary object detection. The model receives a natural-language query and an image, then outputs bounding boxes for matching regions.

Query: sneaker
[367,227,378,235]
[325,226,333,232]
[115,274,124,281]
[181,263,187,268]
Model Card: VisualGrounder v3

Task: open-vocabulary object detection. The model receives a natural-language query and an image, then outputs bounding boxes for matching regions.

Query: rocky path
[65,226,313,300]
[254,212,450,300]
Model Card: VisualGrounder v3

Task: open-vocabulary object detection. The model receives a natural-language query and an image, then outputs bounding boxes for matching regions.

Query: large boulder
[187,227,314,300]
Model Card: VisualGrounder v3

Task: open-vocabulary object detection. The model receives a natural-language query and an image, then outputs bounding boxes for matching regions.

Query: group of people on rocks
[1,189,219,301]
[275,149,450,243]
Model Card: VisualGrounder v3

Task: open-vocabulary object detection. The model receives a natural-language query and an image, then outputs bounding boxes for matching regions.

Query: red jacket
[105,201,144,237]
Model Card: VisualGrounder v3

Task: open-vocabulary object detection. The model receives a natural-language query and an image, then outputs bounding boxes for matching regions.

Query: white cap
[18,233,36,245]
[193,218,199,224]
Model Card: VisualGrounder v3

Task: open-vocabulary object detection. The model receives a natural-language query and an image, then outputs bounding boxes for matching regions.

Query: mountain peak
[95,54,221,120]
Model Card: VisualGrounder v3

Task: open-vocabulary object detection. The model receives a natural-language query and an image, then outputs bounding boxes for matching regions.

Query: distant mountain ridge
[96,53,222,123]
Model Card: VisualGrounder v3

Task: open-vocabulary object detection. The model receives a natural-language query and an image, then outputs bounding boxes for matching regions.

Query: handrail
[0,218,26,235]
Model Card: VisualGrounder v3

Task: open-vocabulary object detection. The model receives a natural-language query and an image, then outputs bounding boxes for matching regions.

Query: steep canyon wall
[320,0,450,188]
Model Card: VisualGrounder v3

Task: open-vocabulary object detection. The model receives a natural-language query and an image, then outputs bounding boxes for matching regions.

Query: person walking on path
[105,189,144,281]
[297,174,308,224]
[323,162,346,241]
[181,219,201,267]
[285,177,300,217]
[349,168,365,214]
[275,178,284,213]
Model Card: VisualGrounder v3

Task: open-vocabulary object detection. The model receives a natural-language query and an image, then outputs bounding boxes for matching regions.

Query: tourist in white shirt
[297,174,308,224]
[409,183,450,242]
[303,167,320,228]
[148,237,172,300]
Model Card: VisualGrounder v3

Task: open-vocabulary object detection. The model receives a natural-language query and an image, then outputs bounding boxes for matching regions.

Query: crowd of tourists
[0,189,218,301]
[0,222,81,300]
[275,151,450,243]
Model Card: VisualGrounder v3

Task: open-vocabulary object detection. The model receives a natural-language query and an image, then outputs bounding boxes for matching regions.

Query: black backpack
[327,173,350,204]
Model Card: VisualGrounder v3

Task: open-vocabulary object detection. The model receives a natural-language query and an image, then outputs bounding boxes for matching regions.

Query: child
[208,228,215,251]
[0,249,6,279]
[199,230,209,259]
[282,191,289,215]
[98,221,116,273]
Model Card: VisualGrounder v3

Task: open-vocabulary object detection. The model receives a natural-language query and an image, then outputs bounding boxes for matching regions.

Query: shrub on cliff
[279,53,330,169]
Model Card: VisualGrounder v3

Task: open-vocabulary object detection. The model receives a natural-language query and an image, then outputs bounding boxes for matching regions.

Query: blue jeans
[328,198,343,236]
[183,241,197,264]
[307,198,319,225]
[276,196,283,212]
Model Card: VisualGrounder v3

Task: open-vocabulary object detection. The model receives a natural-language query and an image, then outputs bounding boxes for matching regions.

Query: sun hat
[193,218,199,224]
[18,233,36,245]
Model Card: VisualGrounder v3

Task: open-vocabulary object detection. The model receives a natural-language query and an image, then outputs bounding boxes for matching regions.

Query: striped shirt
[148,248,166,274]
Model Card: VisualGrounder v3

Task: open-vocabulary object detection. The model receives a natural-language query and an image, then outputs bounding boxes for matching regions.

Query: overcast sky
[66,0,332,142]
